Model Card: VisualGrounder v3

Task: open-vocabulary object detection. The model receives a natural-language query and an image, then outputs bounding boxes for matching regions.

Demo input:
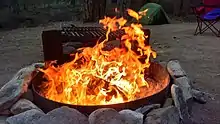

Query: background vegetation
[0,0,83,29]
[0,0,175,29]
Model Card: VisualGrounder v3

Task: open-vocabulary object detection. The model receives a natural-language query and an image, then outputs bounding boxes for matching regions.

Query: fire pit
[32,62,170,114]
[31,9,170,114]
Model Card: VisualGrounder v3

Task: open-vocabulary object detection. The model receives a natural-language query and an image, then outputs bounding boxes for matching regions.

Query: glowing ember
[38,9,161,105]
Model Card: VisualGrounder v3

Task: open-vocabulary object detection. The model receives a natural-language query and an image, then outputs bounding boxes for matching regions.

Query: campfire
[36,9,168,106]
[0,7,208,124]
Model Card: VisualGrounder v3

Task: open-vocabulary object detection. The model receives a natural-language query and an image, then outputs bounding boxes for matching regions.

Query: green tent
[139,3,171,25]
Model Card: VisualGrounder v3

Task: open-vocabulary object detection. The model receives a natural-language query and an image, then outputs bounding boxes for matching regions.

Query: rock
[21,89,33,102]
[0,63,44,112]
[167,60,186,78]
[174,77,193,101]
[163,98,173,108]
[89,108,124,124]
[10,99,42,115]
[135,104,161,116]
[171,84,190,121]
[119,109,143,124]
[34,106,88,124]
[0,116,7,124]
[192,89,207,104]
[144,106,180,124]
[6,109,45,124]
[186,97,194,116]
[0,109,11,116]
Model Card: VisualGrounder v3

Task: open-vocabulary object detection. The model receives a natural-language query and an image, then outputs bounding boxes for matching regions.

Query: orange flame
[39,9,158,105]
[127,9,148,21]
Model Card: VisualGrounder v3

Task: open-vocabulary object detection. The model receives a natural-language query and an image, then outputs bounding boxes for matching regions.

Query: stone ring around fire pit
[31,62,170,114]
[0,60,208,124]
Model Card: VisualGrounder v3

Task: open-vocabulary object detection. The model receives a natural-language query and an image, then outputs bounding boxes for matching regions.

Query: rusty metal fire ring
[31,62,170,115]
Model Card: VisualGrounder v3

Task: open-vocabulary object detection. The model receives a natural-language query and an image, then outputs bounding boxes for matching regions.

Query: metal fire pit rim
[31,62,170,114]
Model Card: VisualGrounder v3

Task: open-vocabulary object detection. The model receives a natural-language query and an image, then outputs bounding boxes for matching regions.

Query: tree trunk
[99,0,106,19]
[173,0,181,16]
[117,0,131,18]
[173,0,191,17]
[70,0,75,5]
[83,0,93,22]
[181,0,190,16]
[83,0,106,22]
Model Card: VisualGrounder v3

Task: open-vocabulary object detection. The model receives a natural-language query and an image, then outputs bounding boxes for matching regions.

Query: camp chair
[191,3,220,37]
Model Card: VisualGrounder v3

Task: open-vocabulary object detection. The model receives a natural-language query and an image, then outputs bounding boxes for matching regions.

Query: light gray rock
[119,109,143,124]
[171,84,190,121]
[33,106,88,124]
[144,106,180,124]
[6,109,45,124]
[167,60,186,78]
[102,117,125,124]
[10,99,42,115]
[163,98,173,108]
[0,116,7,124]
[89,108,124,124]
[174,76,193,101]
[0,63,44,112]
[21,89,33,102]
[192,89,207,104]
[135,104,161,116]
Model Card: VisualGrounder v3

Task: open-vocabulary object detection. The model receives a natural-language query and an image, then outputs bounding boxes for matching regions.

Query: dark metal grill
[61,25,125,42]
[42,25,151,64]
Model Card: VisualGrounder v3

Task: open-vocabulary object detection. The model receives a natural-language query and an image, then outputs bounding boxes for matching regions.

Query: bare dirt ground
[0,22,220,124]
